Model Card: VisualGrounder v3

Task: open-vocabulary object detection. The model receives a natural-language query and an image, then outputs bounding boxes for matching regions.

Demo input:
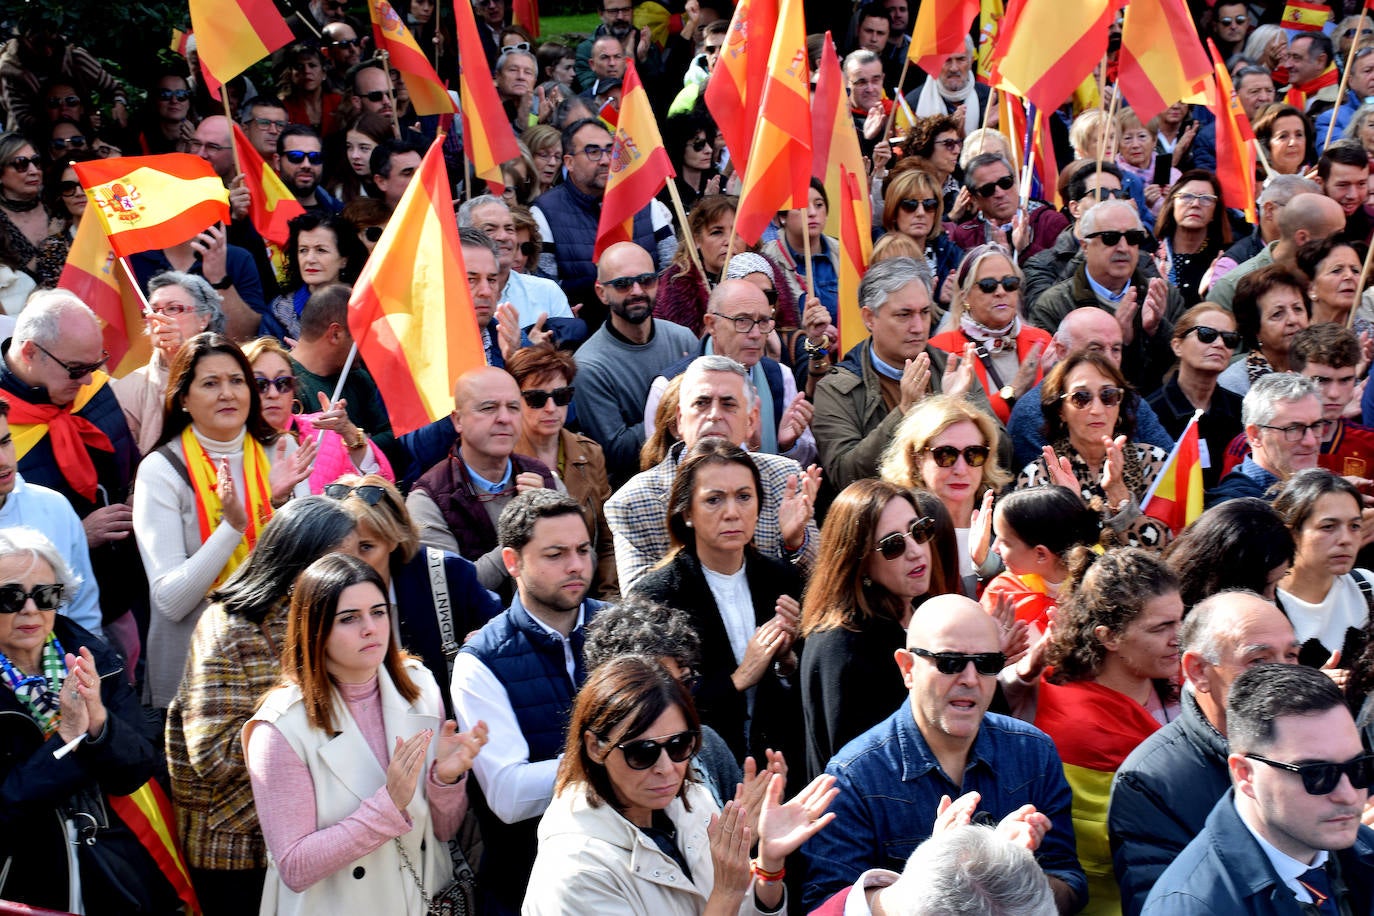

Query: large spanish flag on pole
[595,59,674,260]
[704,0,779,182]
[452,0,521,184]
[58,214,151,379]
[1117,0,1211,122]
[1207,39,1258,224]
[1142,409,1204,535]
[370,0,458,116]
[73,154,230,258]
[811,34,870,355]
[348,134,484,436]
[733,0,811,245]
[908,0,980,79]
[988,0,1126,114]
[188,0,293,85]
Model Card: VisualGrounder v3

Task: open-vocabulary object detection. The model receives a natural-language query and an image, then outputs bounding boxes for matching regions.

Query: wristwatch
[209,275,234,290]
[998,385,1017,403]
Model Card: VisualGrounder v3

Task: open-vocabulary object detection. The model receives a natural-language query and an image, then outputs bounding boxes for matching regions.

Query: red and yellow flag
[57,213,150,379]
[452,0,520,184]
[511,0,539,38]
[348,135,484,436]
[976,0,1004,81]
[733,0,811,245]
[1142,410,1204,535]
[595,60,674,260]
[73,154,230,259]
[811,34,870,355]
[1207,39,1258,223]
[370,0,457,116]
[107,780,202,915]
[908,0,980,79]
[1282,0,1331,31]
[1032,107,1061,209]
[704,0,779,181]
[187,0,293,85]
[1118,0,1214,122]
[988,0,1126,113]
[230,124,304,249]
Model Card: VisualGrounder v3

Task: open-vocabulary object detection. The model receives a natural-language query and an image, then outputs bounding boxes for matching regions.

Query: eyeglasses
[146,301,194,317]
[898,197,940,214]
[1259,421,1327,443]
[255,375,296,394]
[94,143,120,158]
[49,135,86,150]
[283,149,324,165]
[578,144,613,162]
[501,41,531,53]
[363,225,384,242]
[688,137,712,152]
[324,483,390,505]
[1086,187,1131,201]
[603,272,658,291]
[613,729,699,770]
[934,137,963,151]
[4,156,40,173]
[1218,15,1248,26]
[1245,752,1374,796]
[46,95,81,109]
[185,140,229,155]
[0,583,65,614]
[360,90,389,103]
[711,311,776,333]
[521,385,575,408]
[971,175,1015,198]
[907,647,1005,676]
[973,276,1021,294]
[1185,325,1239,348]
[534,147,561,162]
[249,116,289,131]
[1176,192,1218,206]
[56,180,83,198]
[158,88,192,102]
[331,37,362,48]
[924,445,990,468]
[33,341,108,380]
[1085,228,1149,247]
[1061,386,1124,409]
[875,516,936,560]
[1345,27,1372,39]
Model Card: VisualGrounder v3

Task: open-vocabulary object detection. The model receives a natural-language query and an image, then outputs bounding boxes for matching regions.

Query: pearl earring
[863,576,872,587]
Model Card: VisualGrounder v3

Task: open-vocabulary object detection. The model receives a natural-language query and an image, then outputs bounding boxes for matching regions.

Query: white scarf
[914,73,979,134]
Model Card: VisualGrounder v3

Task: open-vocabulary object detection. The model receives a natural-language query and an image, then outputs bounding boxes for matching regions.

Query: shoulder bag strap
[427,546,459,680]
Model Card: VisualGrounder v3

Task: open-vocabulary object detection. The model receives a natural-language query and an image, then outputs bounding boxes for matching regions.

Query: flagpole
[1325,9,1368,151]
[973,87,995,157]
[1252,137,1274,179]
[721,228,737,282]
[222,93,242,179]
[880,55,913,144]
[1093,54,1115,190]
[116,257,153,313]
[331,341,359,404]
[1140,408,1202,512]
[1354,240,1374,330]
[665,178,709,287]
[378,50,402,139]
[801,218,816,322]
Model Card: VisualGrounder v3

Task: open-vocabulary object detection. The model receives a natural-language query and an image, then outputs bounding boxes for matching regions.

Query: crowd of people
[8,0,1374,914]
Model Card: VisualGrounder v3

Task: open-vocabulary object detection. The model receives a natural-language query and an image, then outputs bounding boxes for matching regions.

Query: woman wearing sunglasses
[629,438,804,766]
[133,333,316,710]
[662,111,722,214]
[245,553,487,914]
[164,497,359,915]
[879,394,1010,594]
[0,131,69,303]
[1218,264,1312,398]
[1017,351,1170,551]
[880,164,963,304]
[44,157,88,242]
[136,70,195,155]
[1146,305,1244,490]
[930,244,1051,423]
[1013,547,1183,915]
[245,337,394,492]
[268,212,366,342]
[1154,170,1232,308]
[0,527,189,913]
[799,479,959,780]
[524,654,836,915]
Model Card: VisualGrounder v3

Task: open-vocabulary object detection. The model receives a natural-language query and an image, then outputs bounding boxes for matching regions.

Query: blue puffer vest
[536,181,658,294]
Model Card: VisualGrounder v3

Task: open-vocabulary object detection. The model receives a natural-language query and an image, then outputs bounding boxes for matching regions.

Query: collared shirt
[523,602,586,683]
[1085,268,1131,304]
[464,458,513,494]
[1236,795,1329,904]
[1238,456,1281,493]
[867,347,905,381]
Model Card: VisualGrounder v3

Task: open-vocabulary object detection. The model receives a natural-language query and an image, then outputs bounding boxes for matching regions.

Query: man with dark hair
[879,0,914,93]
[946,153,1068,261]
[239,96,290,167]
[369,137,425,212]
[1286,32,1341,120]
[1142,663,1374,914]
[276,124,341,214]
[1316,141,1371,242]
[451,488,604,916]
[1291,323,1374,480]
[1209,2,1251,61]
[853,4,890,54]
[574,0,663,94]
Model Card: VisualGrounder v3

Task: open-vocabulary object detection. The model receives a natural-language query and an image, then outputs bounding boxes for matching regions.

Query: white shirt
[1236,795,1329,904]
[702,564,753,665]
[1277,570,1373,659]
[840,868,901,915]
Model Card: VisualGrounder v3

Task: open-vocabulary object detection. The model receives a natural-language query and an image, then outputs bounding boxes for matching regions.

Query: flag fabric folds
[187,0,293,85]
[988,0,1126,114]
[230,124,305,248]
[1117,0,1212,122]
[452,0,521,183]
[1282,0,1330,30]
[976,0,1003,81]
[909,0,980,78]
[511,0,540,38]
[595,60,675,260]
[1031,107,1061,209]
[58,214,150,379]
[704,0,779,183]
[369,0,457,116]
[1142,410,1204,535]
[1206,39,1258,223]
[733,0,811,245]
[107,780,202,915]
[348,135,484,436]
[73,154,230,259]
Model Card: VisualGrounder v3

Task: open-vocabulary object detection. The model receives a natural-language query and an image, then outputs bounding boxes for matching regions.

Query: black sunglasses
[614,729,699,770]
[363,225,384,242]
[908,647,1005,676]
[0,583,64,614]
[1245,753,1374,796]
[360,90,388,103]
[518,240,538,256]
[332,37,362,48]
[1087,187,1131,201]
[974,276,1021,294]
[898,197,940,214]
[56,180,82,197]
[688,137,712,152]
[972,175,1015,198]
[1218,14,1246,26]
[1085,229,1149,247]
[875,516,936,560]
[33,341,108,380]
[283,149,324,165]
[158,88,192,102]
[603,272,658,291]
[522,385,575,408]
[324,483,389,505]
[47,95,81,108]
[1186,325,1240,348]
[1062,386,1124,409]
[255,374,296,394]
[925,445,990,468]
[49,136,87,150]
[5,156,40,173]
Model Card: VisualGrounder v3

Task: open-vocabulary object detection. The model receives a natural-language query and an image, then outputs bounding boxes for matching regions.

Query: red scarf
[6,397,113,501]
[1286,64,1339,111]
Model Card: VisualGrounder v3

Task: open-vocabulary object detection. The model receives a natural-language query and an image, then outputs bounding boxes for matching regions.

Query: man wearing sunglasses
[946,153,1068,262]
[344,60,395,121]
[1208,3,1251,61]
[1207,373,1324,508]
[1143,663,1374,915]
[277,125,342,216]
[802,595,1085,913]
[1023,161,1140,306]
[321,21,363,77]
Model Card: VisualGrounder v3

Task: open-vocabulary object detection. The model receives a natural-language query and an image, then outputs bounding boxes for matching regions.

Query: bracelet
[345,427,367,450]
[752,861,785,883]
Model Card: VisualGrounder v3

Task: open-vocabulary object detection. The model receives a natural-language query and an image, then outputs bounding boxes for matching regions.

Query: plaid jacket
[605,442,820,592]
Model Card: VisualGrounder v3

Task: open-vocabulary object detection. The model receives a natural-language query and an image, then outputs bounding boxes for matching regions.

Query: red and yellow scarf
[1286,64,1339,111]
[181,426,273,587]
[9,376,113,502]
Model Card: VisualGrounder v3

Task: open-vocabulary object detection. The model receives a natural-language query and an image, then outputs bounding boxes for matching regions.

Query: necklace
[0,194,40,213]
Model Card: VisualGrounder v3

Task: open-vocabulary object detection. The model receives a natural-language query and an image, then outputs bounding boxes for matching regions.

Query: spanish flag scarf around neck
[180,426,274,588]
[1285,63,1339,111]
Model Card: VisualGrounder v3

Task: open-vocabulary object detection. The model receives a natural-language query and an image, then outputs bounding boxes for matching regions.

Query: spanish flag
[107,780,202,915]
[1117,0,1211,122]
[370,0,457,116]
[1142,409,1204,535]
[57,213,150,379]
[976,0,1003,82]
[230,124,304,249]
[704,0,778,183]
[1282,0,1331,31]
[511,0,539,38]
[188,0,293,84]
[595,59,674,260]
[988,0,1126,114]
[452,0,520,184]
[908,0,980,79]
[1207,39,1258,223]
[73,154,230,259]
[348,134,484,436]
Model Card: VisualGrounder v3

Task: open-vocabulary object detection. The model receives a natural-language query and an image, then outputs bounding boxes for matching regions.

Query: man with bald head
[406,366,564,600]
[1110,590,1301,915]
[1207,192,1348,312]
[802,595,1086,913]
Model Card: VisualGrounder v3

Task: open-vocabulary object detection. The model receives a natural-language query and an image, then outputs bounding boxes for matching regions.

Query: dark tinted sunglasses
[49,136,87,150]
[925,445,990,468]
[518,240,538,256]
[875,516,936,560]
[1085,229,1149,247]
[1062,386,1124,409]
[522,385,575,408]
[688,137,712,152]
[898,197,939,213]
[255,374,296,394]
[332,37,362,48]
[283,149,324,165]
[360,90,388,103]
[603,272,658,291]
[363,225,384,242]
[0,583,64,614]
[614,730,699,769]
[158,88,192,102]
[47,95,81,108]
[908,647,1005,676]
[974,276,1020,294]
[1086,187,1131,201]
[56,180,82,197]
[972,175,1015,198]
[1245,752,1374,796]
[1186,325,1239,348]
[324,483,389,505]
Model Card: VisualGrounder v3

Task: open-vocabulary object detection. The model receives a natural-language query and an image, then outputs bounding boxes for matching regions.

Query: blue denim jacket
[801,704,1087,911]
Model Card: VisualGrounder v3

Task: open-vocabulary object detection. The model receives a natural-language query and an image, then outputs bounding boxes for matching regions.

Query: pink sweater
[247,677,467,892]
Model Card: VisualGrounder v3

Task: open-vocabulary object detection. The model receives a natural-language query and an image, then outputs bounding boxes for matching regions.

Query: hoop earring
[291,399,305,415]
